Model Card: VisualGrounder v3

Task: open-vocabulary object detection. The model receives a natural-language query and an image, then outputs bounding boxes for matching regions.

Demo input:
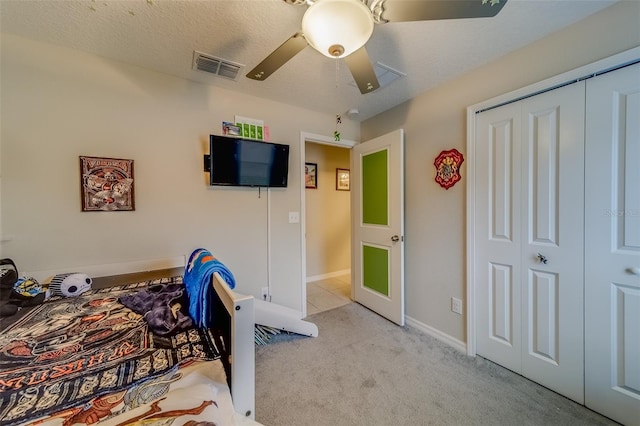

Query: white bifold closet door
[584,63,640,426]
[475,82,586,404]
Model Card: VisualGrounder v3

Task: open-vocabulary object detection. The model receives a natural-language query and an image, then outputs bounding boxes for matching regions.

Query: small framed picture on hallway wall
[305,162,317,189]
[336,168,350,191]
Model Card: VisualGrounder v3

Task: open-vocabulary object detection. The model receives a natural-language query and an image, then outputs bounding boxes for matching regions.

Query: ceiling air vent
[193,51,244,81]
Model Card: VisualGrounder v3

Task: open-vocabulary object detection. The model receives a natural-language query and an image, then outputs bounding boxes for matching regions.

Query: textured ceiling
[0,0,617,121]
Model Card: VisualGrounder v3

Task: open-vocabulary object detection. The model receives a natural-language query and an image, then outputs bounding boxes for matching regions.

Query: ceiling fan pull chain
[334,57,341,142]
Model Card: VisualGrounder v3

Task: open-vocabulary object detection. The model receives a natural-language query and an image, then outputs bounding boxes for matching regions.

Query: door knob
[537,253,548,264]
[391,235,400,242]
[628,267,640,275]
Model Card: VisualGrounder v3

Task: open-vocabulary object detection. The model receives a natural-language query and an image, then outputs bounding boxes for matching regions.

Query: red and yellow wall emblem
[434,149,464,190]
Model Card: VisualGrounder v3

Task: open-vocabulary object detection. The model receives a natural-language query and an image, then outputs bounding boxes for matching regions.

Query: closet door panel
[491,131,514,241]
[476,82,585,403]
[620,89,640,248]
[585,63,640,426]
[529,106,559,245]
[527,269,558,364]
[490,263,514,344]
[475,103,523,373]
[520,83,585,404]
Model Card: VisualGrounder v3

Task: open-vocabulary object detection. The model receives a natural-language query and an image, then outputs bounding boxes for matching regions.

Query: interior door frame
[465,46,640,357]
[299,132,356,317]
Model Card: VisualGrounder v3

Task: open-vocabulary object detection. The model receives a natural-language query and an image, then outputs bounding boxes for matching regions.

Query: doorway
[300,133,355,317]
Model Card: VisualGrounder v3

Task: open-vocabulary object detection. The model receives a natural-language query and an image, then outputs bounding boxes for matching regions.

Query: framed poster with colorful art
[434,149,464,190]
[79,156,135,211]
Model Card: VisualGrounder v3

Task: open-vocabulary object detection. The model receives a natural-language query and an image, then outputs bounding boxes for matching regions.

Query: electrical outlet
[451,297,463,315]
[261,287,269,301]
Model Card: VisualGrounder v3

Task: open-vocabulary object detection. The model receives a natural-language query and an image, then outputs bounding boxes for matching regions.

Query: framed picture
[305,162,317,189]
[336,168,350,191]
[79,156,135,212]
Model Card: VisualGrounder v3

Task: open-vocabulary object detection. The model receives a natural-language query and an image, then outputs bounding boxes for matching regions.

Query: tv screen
[206,135,290,187]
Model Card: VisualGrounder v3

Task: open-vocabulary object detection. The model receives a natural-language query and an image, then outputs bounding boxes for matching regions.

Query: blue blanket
[184,248,236,328]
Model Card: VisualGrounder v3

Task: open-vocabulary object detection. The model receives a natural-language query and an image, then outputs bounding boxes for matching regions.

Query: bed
[0,270,259,426]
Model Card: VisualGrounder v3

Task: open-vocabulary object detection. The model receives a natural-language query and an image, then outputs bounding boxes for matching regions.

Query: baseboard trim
[306,269,351,283]
[26,256,186,282]
[405,315,467,354]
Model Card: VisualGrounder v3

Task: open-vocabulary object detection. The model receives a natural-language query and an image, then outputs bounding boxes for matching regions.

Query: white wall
[361,1,640,342]
[0,34,359,311]
[305,143,351,278]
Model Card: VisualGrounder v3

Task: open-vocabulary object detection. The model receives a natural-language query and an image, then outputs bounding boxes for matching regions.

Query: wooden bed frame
[211,272,256,420]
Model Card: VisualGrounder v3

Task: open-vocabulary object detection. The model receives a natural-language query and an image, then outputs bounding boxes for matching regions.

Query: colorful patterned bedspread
[21,360,255,426]
[0,277,224,425]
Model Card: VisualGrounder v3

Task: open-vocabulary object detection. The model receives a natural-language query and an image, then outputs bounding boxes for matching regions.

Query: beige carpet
[255,303,617,426]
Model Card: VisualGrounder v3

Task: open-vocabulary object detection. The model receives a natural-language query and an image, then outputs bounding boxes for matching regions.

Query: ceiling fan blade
[344,47,380,94]
[380,0,508,22]
[246,33,308,81]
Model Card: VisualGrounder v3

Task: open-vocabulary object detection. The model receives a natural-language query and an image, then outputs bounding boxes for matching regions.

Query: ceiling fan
[246,0,507,94]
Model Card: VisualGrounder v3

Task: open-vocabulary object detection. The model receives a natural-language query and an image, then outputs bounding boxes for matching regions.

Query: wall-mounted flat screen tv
[204,135,290,188]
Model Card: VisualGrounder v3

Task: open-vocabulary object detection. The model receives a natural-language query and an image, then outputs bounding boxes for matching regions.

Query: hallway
[306,273,351,316]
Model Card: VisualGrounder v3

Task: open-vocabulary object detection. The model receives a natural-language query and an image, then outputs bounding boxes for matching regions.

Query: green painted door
[352,129,404,325]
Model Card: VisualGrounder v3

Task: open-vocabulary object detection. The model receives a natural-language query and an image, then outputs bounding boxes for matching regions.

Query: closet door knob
[628,267,640,275]
[537,253,548,264]
[391,235,400,242]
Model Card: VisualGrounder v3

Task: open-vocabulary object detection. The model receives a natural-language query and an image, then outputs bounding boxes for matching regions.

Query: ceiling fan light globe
[301,0,374,59]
